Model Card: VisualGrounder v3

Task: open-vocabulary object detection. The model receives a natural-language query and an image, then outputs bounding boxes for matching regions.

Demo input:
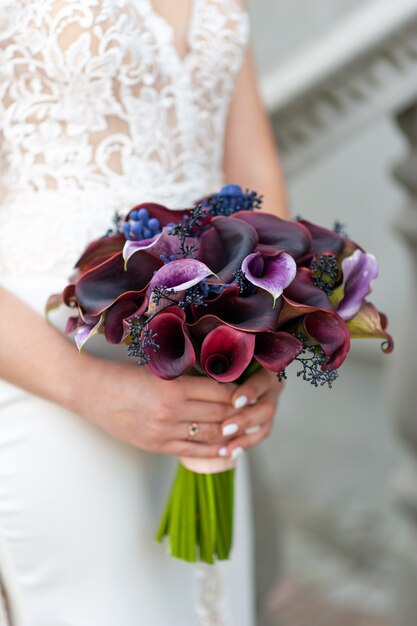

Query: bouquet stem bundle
[156,463,235,564]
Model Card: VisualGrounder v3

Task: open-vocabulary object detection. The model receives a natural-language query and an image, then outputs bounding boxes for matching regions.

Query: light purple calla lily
[149,259,214,293]
[337,250,379,321]
[123,227,185,267]
[242,251,297,305]
[74,315,104,351]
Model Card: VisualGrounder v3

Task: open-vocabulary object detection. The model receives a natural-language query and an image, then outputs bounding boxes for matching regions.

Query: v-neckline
[145,0,199,67]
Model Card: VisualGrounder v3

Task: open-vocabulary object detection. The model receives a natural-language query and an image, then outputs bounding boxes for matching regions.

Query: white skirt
[0,274,255,626]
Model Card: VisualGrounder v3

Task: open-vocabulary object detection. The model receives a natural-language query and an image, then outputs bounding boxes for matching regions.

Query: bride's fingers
[219,422,273,459]
[162,440,225,459]
[172,421,224,444]
[180,400,237,423]
[220,392,279,439]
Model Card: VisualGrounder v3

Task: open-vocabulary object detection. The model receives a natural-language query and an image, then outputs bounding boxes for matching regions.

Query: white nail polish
[245,425,261,435]
[223,423,239,437]
[231,446,244,460]
[234,395,248,410]
[218,447,228,457]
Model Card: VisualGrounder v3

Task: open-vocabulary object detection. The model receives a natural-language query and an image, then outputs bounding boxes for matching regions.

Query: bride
[0,1,288,624]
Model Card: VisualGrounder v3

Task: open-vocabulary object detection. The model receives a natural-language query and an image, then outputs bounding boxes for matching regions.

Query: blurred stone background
[246,1,413,624]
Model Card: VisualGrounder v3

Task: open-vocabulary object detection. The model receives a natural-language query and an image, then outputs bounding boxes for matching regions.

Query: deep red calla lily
[75,251,162,315]
[304,311,351,370]
[146,307,196,380]
[232,211,312,259]
[198,216,258,283]
[200,325,255,382]
[254,332,303,372]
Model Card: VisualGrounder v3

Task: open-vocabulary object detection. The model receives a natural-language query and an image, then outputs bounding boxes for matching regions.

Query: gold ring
[188,422,199,438]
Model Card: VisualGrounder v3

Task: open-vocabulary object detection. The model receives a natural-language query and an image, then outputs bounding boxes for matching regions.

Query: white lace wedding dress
[0,1,255,624]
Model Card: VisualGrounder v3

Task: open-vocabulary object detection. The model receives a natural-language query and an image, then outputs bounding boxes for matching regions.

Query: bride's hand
[218,369,284,459]
[74,355,239,458]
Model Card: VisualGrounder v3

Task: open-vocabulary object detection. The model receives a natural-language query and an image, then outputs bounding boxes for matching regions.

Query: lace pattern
[0,0,250,276]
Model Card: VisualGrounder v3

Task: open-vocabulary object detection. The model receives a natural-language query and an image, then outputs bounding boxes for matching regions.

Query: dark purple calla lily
[232,211,312,259]
[75,251,162,316]
[254,332,303,372]
[123,227,189,267]
[346,301,394,352]
[200,325,255,382]
[337,250,379,321]
[279,268,335,325]
[242,251,297,305]
[304,310,351,370]
[191,285,282,332]
[74,234,125,273]
[146,307,196,380]
[198,216,258,283]
[148,258,214,293]
[104,297,147,344]
[297,219,346,258]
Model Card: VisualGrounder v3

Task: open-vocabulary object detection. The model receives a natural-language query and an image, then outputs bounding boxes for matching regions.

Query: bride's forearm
[224,48,290,220]
[0,286,92,410]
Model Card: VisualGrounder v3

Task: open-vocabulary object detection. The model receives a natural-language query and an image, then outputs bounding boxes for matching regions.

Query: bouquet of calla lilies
[47,184,393,564]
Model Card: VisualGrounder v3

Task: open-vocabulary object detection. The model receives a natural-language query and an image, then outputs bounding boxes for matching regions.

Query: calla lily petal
[298,219,345,257]
[254,332,303,372]
[74,315,105,351]
[76,251,162,315]
[149,259,214,293]
[104,297,147,344]
[279,268,335,325]
[337,250,379,320]
[304,311,351,370]
[200,325,255,382]
[123,227,187,266]
[146,309,195,380]
[242,251,297,305]
[233,211,312,258]
[191,285,282,332]
[198,216,258,283]
[346,301,394,352]
[75,234,125,273]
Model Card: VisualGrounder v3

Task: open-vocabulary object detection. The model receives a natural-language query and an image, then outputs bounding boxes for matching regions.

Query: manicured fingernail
[234,395,248,410]
[245,425,261,435]
[231,446,244,460]
[218,447,228,457]
[223,423,239,437]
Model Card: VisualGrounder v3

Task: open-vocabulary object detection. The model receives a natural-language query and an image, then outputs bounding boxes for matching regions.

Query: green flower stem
[155,463,235,564]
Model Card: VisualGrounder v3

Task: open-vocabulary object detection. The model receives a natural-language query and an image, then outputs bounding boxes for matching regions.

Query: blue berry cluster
[123,207,162,241]
[205,184,263,217]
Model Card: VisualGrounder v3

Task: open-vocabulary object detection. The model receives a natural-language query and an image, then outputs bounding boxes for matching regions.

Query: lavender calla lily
[123,227,188,267]
[337,250,379,321]
[242,251,297,305]
[74,315,105,351]
[149,258,214,293]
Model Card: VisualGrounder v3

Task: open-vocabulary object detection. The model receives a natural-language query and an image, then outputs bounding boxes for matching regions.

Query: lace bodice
[0,0,250,277]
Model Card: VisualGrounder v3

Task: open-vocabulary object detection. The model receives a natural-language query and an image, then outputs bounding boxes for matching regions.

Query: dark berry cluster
[311,254,339,296]
[206,184,263,216]
[127,317,160,365]
[168,204,206,258]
